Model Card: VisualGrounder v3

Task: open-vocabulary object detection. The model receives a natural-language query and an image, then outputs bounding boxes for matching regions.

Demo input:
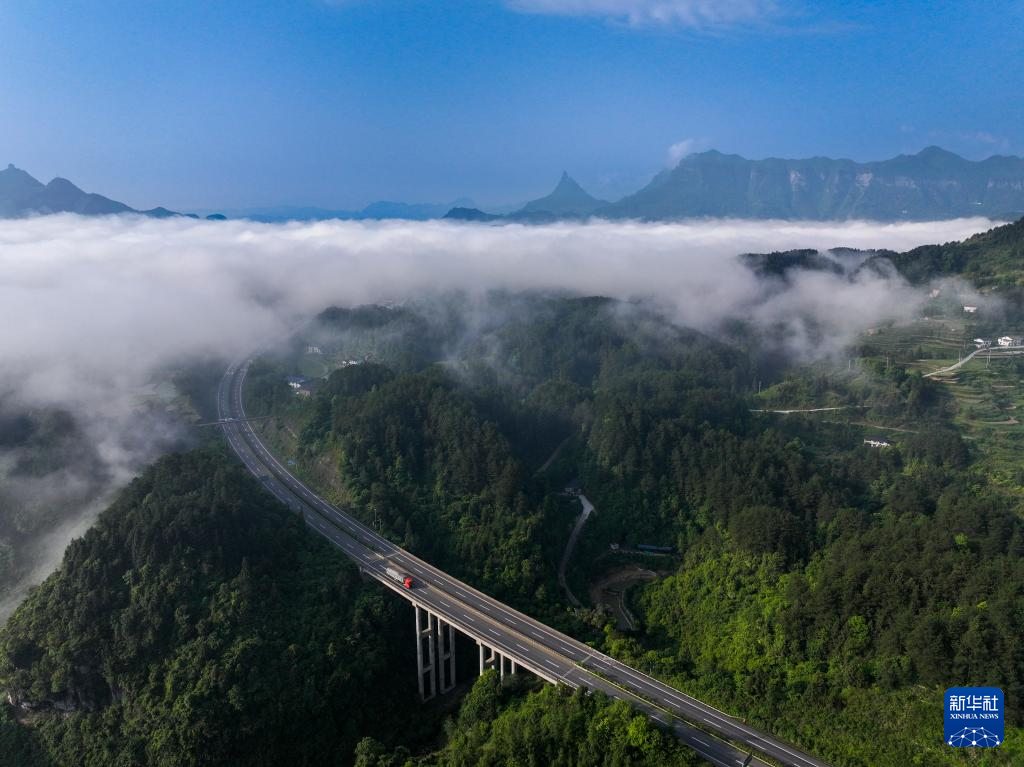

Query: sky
[1,0,1022,211]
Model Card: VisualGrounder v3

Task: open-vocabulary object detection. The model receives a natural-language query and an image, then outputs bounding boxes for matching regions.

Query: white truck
[385,566,415,589]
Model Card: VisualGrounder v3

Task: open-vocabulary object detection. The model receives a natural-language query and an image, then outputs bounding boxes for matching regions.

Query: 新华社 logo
[944,687,1004,747]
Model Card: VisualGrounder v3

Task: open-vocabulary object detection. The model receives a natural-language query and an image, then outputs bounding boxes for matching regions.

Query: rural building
[285,375,308,389]
[997,336,1023,347]
[963,305,978,313]
[864,438,892,448]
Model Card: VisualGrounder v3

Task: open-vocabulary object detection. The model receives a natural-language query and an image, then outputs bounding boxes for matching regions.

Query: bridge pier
[415,605,437,701]
[437,617,456,694]
[478,641,500,676]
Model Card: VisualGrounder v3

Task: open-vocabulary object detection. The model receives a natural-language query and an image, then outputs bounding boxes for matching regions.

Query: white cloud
[505,0,779,29]
[667,137,701,165]
[0,214,996,407]
[0,213,997,612]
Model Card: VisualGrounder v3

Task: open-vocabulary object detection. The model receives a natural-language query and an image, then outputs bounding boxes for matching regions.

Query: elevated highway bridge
[217,359,832,767]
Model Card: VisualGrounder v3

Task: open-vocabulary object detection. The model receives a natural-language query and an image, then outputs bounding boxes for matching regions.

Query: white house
[864,438,892,448]
[973,338,989,348]
[963,305,978,314]
[998,336,1023,347]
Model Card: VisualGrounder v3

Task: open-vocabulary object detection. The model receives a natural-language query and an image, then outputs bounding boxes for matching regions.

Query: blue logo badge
[945,687,1003,747]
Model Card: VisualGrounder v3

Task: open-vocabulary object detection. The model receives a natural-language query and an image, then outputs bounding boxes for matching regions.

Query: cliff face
[601,147,1024,221]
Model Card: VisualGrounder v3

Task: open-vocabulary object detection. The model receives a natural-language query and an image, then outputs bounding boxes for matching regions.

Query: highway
[218,359,833,767]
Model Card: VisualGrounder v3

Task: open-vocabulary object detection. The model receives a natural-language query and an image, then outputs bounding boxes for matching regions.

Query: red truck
[385,566,415,589]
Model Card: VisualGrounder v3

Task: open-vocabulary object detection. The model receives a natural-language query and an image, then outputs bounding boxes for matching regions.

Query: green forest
[3,218,1024,766]
[0,450,705,767]
[241,236,1024,766]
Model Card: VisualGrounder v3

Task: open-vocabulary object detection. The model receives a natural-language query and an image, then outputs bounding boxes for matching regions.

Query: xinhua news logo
[944,687,1003,747]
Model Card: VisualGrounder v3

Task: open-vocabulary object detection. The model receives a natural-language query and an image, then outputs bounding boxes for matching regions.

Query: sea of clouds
[0,214,996,614]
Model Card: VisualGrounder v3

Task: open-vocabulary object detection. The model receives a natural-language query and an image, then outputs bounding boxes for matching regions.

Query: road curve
[218,358,832,767]
[557,493,594,607]
[924,344,1024,378]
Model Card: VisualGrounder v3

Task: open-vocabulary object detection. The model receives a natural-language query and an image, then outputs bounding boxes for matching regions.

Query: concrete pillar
[415,605,437,701]
[511,660,518,675]
[478,642,498,678]
[437,618,456,694]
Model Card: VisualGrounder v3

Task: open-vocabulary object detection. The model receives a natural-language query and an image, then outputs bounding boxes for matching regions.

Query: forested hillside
[0,450,419,766]
[358,674,700,767]
[247,288,1024,766]
[1,448,722,767]
[5,219,1024,767]
[884,215,1024,286]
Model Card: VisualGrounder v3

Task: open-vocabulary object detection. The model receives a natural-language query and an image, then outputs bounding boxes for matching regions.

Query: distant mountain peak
[0,165,180,219]
[515,172,608,218]
[47,177,83,193]
[918,145,958,158]
[551,171,585,194]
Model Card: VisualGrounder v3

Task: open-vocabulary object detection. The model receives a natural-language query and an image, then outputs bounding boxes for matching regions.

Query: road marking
[224,363,816,767]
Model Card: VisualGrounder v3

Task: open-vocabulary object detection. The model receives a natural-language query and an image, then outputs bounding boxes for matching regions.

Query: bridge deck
[218,359,831,767]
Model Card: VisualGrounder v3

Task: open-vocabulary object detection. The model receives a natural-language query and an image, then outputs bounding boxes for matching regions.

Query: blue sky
[1,0,1022,210]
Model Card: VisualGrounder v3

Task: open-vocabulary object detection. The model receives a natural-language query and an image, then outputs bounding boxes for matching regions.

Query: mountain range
[7,146,1024,223]
[448,147,1024,223]
[0,164,193,219]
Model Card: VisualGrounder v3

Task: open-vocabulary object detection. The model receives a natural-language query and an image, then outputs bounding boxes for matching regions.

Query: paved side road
[924,344,1024,378]
[557,493,595,607]
[218,358,833,767]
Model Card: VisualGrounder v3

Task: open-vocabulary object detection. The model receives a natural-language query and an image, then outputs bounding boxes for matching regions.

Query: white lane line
[694,738,711,748]
[227,366,801,767]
